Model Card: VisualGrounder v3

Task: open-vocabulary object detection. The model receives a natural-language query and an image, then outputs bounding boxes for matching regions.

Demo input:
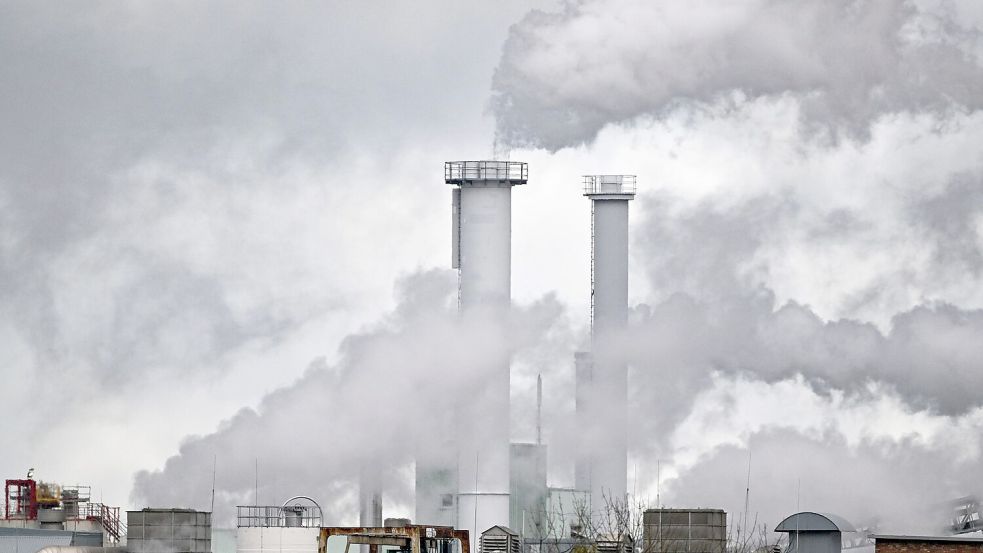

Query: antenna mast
[210,455,217,513]
[536,374,543,445]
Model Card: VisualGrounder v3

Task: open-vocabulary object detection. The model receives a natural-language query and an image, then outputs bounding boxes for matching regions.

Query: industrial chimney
[446,160,527,540]
[581,174,635,509]
[359,462,382,527]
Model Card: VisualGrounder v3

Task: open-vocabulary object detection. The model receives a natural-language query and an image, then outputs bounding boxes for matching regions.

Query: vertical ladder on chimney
[589,200,595,336]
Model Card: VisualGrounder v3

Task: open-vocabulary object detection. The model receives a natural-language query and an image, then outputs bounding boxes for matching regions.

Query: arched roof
[775,512,856,533]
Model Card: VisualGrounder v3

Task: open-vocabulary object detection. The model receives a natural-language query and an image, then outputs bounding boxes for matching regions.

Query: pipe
[36,547,126,553]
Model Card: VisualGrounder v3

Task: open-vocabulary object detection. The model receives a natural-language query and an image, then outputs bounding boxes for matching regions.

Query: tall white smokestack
[446,160,527,541]
[573,350,593,493]
[359,462,382,527]
[581,174,635,510]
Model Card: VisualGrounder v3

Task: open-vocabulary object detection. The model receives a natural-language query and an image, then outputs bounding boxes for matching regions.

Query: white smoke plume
[131,269,578,525]
[4,0,983,539]
[491,0,983,149]
[488,0,983,535]
[0,0,546,505]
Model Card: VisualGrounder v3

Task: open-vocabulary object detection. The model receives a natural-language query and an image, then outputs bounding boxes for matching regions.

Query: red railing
[4,479,38,520]
[79,502,124,542]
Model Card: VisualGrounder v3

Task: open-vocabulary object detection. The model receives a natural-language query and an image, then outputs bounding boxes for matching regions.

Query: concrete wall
[236,527,319,553]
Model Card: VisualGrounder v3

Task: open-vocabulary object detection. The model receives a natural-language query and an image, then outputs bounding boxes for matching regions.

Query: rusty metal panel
[318,526,469,553]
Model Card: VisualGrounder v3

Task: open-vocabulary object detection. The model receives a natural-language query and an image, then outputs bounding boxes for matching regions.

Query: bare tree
[567,493,644,553]
[727,514,778,553]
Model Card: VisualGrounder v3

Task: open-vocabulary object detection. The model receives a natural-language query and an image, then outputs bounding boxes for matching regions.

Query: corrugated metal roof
[775,512,856,533]
[873,534,983,543]
[0,534,73,553]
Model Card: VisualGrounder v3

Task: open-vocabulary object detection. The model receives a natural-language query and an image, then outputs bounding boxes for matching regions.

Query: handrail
[76,502,124,542]
[445,161,528,183]
[582,175,637,195]
[237,502,323,528]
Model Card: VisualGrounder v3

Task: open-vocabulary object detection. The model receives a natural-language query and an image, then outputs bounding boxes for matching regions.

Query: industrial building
[480,526,520,553]
[948,497,982,535]
[508,444,547,537]
[318,522,469,553]
[776,512,856,553]
[873,534,983,553]
[236,498,322,553]
[127,508,212,553]
[412,167,640,541]
[0,526,104,553]
[642,509,726,553]
[3,161,645,553]
[410,166,641,540]
[2,474,124,549]
[11,162,971,553]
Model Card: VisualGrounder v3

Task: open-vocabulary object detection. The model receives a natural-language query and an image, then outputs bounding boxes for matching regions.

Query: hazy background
[2,0,982,537]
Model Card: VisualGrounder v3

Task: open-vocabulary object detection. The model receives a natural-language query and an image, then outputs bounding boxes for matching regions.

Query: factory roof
[643,508,726,513]
[482,526,518,536]
[872,535,983,543]
[775,512,856,533]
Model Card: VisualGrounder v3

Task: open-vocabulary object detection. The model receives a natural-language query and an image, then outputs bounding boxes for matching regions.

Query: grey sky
[2,0,983,538]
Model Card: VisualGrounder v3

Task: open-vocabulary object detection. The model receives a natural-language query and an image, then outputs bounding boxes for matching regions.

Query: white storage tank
[235,500,321,553]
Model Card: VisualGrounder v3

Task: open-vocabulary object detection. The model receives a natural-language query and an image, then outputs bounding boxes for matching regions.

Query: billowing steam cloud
[133,266,983,531]
[0,0,543,503]
[5,0,983,540]
[132,270,578,525]
[137,0,983,534]
[491,0,983,149]
[488,0,983,535]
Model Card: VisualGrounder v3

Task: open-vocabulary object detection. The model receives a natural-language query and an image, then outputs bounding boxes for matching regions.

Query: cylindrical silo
[446,160,527,541]
[582,175,635,509]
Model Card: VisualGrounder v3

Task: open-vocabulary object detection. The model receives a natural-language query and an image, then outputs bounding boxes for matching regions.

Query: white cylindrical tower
[359,462,382,527]
[573,350,593,493]
[582,174,635,510]
[447,160,527,541]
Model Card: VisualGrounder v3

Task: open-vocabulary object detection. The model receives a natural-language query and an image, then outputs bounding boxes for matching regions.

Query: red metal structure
[4,479,38,520]
[3,476,124,542]
[79,502,124,542]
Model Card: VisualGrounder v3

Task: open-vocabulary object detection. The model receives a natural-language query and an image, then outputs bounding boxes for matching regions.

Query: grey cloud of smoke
[624,182,983,417]
[625,290,983,470]
[620,371,983,533]
[664,426,981,536]
[133,0,983,528]
[488,0,983,526]
[491,0,983,150]
[0,1,550,387]
[7,0,983,532]
[0,0,553,506]
[131,269,578,525]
